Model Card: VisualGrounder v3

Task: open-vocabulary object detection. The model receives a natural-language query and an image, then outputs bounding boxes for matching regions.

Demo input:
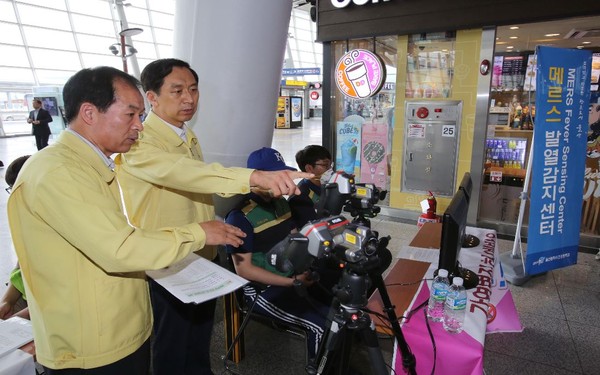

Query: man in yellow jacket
[7,67,249,374]
[115,58,311,375]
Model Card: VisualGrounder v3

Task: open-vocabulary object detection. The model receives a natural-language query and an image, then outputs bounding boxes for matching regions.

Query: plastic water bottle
[443,277,467,333]
[426,269,450,322]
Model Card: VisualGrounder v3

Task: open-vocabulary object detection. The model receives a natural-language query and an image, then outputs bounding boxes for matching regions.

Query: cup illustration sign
[341,139,358,174]
[346,61,371,98]
[335,49,386,100]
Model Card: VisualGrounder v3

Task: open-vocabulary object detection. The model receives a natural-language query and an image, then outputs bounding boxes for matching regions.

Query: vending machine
[275,96,303,129]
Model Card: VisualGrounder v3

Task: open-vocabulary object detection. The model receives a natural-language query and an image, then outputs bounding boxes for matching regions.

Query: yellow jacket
[7,130,205,369]
[115,111,253,260]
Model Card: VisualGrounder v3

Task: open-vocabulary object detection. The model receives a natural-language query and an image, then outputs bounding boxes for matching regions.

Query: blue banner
[282,67,321,76]
[526,46,592,275]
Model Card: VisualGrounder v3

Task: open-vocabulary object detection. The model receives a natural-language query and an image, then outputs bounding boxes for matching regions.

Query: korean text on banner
[526,46,592,275]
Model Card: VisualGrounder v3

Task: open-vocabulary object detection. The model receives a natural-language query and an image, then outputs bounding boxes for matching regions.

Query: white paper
[0,316,33,359]
[396,245,440,265]
[0,349,35,375]
[146,253,248,304]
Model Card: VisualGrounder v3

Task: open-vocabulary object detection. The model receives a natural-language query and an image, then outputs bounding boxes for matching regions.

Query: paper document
[147,253,248,304]
[0,316,33,358]
[397,245,439,265]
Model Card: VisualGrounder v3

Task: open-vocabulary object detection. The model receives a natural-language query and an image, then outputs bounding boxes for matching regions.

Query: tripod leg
[356,318,388,375]
[370,272,417,375]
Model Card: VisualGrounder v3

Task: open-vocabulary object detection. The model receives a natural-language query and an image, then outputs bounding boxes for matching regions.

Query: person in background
[288,145,334,228]
[0,155,31,320]
[27,98,53,150]
[7,66,247,374]
[225,147,330,368]
[115,58,311,375]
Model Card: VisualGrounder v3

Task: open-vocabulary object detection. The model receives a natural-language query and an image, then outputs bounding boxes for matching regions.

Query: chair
[218,247,310,373]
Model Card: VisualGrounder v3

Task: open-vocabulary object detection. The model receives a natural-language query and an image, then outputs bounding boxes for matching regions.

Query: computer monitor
[438,187,479,289]
[458,172,473,203]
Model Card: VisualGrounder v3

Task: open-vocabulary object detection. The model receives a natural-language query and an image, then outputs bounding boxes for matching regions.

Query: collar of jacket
[57,130,116,183]
[141,111,188,147]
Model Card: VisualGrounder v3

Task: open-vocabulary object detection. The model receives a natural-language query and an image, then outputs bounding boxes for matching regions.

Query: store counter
[367,223,522,375]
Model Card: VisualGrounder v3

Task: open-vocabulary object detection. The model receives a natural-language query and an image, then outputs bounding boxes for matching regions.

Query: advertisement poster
[359,122,388,188]
[491,55,504,89]
[526,46,591,275]
[523,54,537,92]
[291,97,302,122]
[583,102,600,234]
[336,121,362,175]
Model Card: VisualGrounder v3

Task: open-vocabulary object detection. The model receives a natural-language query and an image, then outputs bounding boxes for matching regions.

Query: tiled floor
[1,121,600,374]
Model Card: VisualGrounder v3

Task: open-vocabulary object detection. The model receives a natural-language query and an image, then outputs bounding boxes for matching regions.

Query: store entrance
[479,15,600,246]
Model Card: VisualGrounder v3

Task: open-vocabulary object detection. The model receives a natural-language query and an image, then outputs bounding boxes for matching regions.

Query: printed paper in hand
[146,253,248,304]
[0,316,33,358]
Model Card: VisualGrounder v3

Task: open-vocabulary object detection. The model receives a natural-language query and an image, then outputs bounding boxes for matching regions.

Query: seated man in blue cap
[225,147,331,366]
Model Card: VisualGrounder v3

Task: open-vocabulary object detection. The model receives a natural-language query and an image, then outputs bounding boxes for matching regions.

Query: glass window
[0,67,34,83]
[147,0,176,14]
[156,44,172,59]
[81,53,121,70]
[17,4,70,30]
[23,26,76,50]
[76,33,117,55]
[124,6,150,26]
[0,22,22,44]
[294,29,312,41]
[19,0,66,11]
[67,0,111,19]
[0,45,29,67]
[130,41,157,60]
[152,27,173,44]
[406,34,455,98]
[36,69,76,85]
[0,2,17,22]
[71,13,114,37]
[297,40,315,52]
[29,48,80,70]
[150,12,174,30]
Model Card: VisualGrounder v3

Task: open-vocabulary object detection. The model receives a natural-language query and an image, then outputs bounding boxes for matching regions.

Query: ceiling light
[509,36,518,39]
[577,45,584,49]
[544,33,560,37]
[507,46,514,49]
[583,41,591,44]
[509,26,519,30]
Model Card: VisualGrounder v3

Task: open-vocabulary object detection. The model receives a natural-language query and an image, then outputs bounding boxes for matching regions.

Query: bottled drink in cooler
[427,269,450,322]
[443,276,467,333]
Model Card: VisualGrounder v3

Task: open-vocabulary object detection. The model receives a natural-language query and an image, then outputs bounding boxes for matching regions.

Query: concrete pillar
[173,0,293,168]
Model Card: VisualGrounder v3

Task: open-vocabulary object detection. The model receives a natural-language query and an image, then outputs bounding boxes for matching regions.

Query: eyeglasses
[314,162,333,169]
[5,186,12,194]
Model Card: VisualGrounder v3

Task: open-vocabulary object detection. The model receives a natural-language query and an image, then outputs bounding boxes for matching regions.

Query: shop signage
[310,91,320,100]
[282,67,321,76]
[331,0,391,8]
[335,49,386,99]
[281,80,308,87]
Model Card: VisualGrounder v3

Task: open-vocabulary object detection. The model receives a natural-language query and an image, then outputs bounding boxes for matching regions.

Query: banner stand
[500,131,533,286]
[501,108,535,286]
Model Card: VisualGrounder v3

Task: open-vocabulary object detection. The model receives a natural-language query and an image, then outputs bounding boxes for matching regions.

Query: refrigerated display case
[480,129,532,223]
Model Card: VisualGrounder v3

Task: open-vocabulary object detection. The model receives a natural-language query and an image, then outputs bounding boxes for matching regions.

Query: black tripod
[312,232,417,375]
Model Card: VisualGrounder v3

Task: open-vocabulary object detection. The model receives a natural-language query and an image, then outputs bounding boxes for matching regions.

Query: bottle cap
[452,277,464,286]
[438,269,449,278]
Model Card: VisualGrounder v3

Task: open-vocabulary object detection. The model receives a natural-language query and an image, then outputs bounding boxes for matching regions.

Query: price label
[490,170,503,182]
[441,124,455,137]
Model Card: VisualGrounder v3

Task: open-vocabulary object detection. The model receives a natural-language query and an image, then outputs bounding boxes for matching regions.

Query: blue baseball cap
[247,147,297,171]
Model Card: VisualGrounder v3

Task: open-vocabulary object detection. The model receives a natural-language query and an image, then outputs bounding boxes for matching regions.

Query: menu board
[501,56,526,91]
